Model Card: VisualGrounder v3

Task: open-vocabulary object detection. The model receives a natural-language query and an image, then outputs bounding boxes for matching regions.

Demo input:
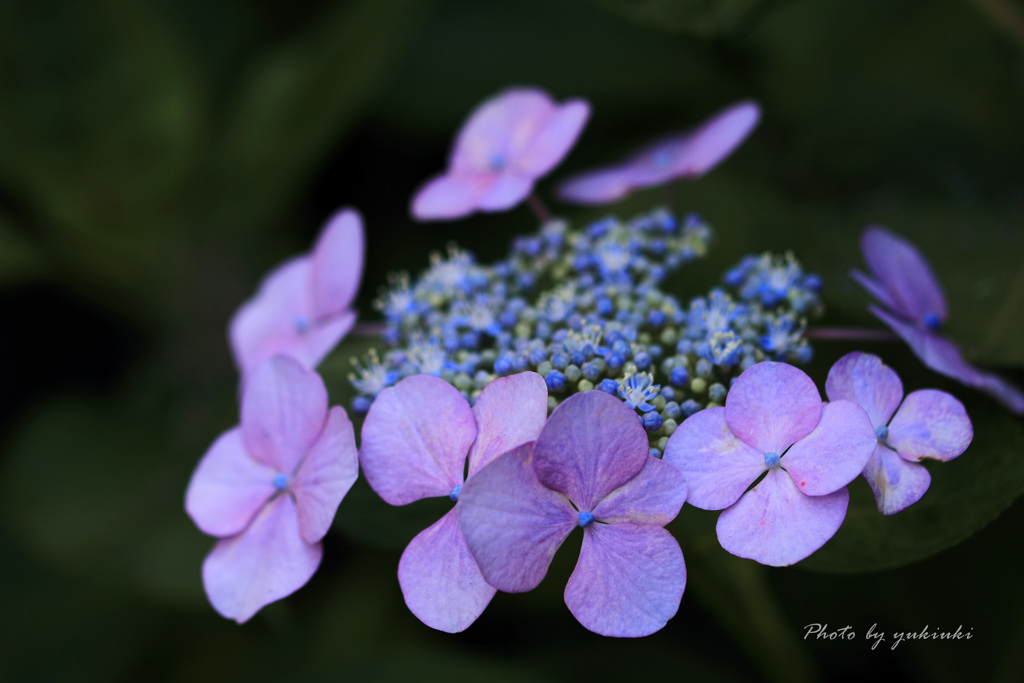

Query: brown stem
[526,193,552,224]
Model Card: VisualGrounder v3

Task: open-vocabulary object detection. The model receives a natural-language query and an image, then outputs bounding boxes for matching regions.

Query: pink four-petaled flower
[230,208,365,380]
[825,352,973,515]
[358,371,549,632]
[665,361,875,567]
[185,355,359,622]
[411,88,590,221]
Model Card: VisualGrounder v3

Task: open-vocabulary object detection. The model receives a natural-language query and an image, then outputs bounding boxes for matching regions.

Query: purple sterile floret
[229,208,364,381]
[825,352,973,515]
[458,391,688,638]
[185,355,359,623]
[664,361,876,567]
[557,100,760,205]
[359,371,548,633]
[411,88,590,221]
[852,226,1024,415]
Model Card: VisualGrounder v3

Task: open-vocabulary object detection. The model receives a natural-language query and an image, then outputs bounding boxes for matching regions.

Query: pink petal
[241,356,328,473]
[397,508,497,633]
[476,173,535,212]
[869,305,1024,415]
[564,524,685,638]
[457,444,576,593]
[556,166,635,205]
[185,428,276,537]
[825,351,904,427]
[668,100,760,178]
[359,375,476,506]
[292,406,359,543]
[781,399,877,496]
[862,444,932,515]
[202,496,322,623]
[229,257,313,377]
[725,361,822,455]
[467,371,548,476]
[310,208,364,319]
[662,407,765,511]
[450,89,556,174]
[861,226,947,324]
[515,99,590,176]
[591,456,687,526]
[532,391,649,512]
[716,469,849,567]
[887,389,973,462]
[410,173,493,221]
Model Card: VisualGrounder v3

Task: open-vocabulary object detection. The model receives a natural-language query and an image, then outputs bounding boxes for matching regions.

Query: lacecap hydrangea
[349,207,823,455]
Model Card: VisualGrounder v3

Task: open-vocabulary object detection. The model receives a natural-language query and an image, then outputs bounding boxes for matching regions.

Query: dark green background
[2,0,1023,680]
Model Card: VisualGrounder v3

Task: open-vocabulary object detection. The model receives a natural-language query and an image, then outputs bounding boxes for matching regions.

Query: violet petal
[532,391,649,512]
[861,226,947,324]
[716,468,849,567]
[887,389,973,462]
[359,375,477,506]
[397,507,497,633]
[241,356,329,473]
[781,399,877,496]
[458,444,576,593]
[662,407,765,511]
[228,257,311,376]
[476,173,535,212]
[591,456,687,526]
[310,208,364,319]
[292,406,359,544]
[824,351,904,427]
[515,99,590,176]
[202,495,321,623]
[725,361,822,455]
[862,444,932,515]
[557,166,635,205]
[869,305,1024,415]
[564,524,685,638]
[666,100,760,179]
[411,174,491,221]
[450,89,555,173]
[185,427,276,537]
[467,371,549,476]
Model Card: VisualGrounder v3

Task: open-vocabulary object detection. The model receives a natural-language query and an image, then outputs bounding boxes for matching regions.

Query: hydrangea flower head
[358,371,548,632]
[412,88,590,221]
[458,390,688,637]
[664,361,875,566]
[557,100,760,205]
[230,208,364,380]
[825,352,973,515]
[185,356,359,622]
[852,226,1024,415]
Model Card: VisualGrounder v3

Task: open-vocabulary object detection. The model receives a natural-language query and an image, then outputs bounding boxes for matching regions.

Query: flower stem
[526,193,552,224]
[352,322,387,336]
[804,327,898,341]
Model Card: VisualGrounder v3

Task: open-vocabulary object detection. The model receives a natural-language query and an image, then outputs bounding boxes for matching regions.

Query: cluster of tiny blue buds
[352,207,824,454]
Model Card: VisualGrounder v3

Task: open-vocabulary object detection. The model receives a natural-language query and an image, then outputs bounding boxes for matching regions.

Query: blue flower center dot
[764,452,780,468]
[294,316,311,334]
[923,312,941,331]
[489,153,507,172]
[875,424,889,441]
[449,484,462,502]
[651,149,674,169]
[578,511,596,528]
[272,473,289,490]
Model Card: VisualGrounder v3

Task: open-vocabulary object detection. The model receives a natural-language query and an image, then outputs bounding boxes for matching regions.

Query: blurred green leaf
[211,0,426,235]
[0,0,202,291]
[0,210,42,284]
[1,387,208,605]
[801,387,1024,573]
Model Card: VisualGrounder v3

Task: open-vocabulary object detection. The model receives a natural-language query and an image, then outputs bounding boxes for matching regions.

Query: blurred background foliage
[2,0,1024,680]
